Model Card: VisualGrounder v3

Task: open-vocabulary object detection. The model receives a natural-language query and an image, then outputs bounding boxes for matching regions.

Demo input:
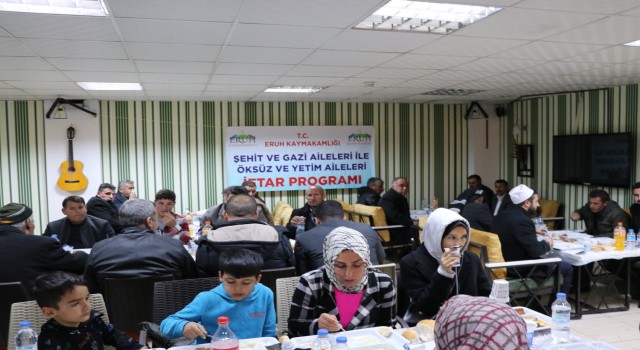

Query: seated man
[491,184,573,294]
[491,179,511,216]
[201,186,268,227]
[379,177,417,245]
[286,185,325,238]
[467,174,494,209]
[460,193,493,231]
[632,182,640,232]
[86,183,122,233]
[114,179,135,209]
[196,194,294,277]
[242,180,274,226]
[44,195,114,249]
[154,189,190,244]
[295,200,385,274]
[570,189,631,237]
[0,203,87,297]
[84,199,197,293]
[356,177,384,206]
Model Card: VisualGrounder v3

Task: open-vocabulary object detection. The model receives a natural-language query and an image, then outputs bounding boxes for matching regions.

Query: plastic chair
[275,276,301,336]
[0,282,30,347]
[8,294,110,350]
[260,267,296,310]
[152,277,220,324]
[103,275,174,333]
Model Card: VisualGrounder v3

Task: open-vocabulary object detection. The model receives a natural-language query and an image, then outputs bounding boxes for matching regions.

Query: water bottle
[431,195,439,209]
[296,223,305,236]
[334,336,349,350]
[210,316,239,350]
[201,220,213,237]
[280,336,294,350]
[312,329,332,350]
[15,321,38,350]
[626,228,636,249]
[613,222,626,251]
[551,293,571,344]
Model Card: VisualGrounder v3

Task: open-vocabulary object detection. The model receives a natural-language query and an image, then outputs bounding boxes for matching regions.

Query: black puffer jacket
[356,186,381,206]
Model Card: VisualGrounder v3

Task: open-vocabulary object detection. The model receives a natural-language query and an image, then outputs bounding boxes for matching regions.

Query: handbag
[402,300,425,327]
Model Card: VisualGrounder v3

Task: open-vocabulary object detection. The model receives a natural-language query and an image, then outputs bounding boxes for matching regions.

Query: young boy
[160,249,276,342]
[34,271,145,350]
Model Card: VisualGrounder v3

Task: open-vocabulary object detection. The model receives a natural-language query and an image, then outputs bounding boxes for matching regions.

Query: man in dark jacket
[196,194,294,277]
[0,203,87,296]
[467,174,494,209]
[113,179,135,209]
[460,194,493,231]
[491,184,573,294]
[295,200,385,274]
[356,177,384,206]
[86,183,122,233]
[379,177,417,245]
[491,179,511,216]
[44,196,114,248]
[286,185,325,238]
[632,182,640,233]
[570,189,631,237]
[84,199,197,293]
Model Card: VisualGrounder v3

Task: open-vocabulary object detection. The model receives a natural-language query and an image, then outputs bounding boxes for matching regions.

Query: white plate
[290,328,409,349]
[512,307,552,334]
[169,337,278,350]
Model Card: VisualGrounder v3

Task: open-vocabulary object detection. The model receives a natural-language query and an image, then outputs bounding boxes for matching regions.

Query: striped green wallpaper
[499,85,640,231]
[99,101,469,214]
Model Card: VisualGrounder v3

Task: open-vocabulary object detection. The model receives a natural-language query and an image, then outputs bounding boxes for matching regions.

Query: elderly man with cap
[0,203,87,296]
[491,184,573,294]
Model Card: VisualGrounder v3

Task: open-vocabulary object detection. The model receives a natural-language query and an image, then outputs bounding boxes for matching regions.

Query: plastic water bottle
[15,321,38,350]
[613,222,626,251]
[210,316,239,350]
[334,336,349,350]
[312,329,332,350]
[280,336,294,350]
[201,220,213,237]
[626,228,636,249]
[296,223,305,236]
[551,293,571,344]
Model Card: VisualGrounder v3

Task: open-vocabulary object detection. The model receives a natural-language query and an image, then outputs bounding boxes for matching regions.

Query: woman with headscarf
[435,295,529,350]
[287,226,396,337]
[400,208,491,319]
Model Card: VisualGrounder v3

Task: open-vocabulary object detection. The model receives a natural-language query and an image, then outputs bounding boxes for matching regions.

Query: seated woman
[400,208,491,320]
[287,227,396,337]
[435,295,529,350]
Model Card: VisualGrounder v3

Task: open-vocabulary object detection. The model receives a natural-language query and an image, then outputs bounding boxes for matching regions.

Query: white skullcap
[509,184,534,204]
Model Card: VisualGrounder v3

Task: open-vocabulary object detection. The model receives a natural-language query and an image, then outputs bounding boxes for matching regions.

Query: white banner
[225,126,375,191]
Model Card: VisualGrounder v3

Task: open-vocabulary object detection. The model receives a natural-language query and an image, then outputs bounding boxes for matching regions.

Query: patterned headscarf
[435,295,529,350]
[323,226,370,293]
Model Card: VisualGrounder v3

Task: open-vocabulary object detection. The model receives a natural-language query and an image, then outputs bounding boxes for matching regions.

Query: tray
[290,328,409,349]
[512,307,552,335]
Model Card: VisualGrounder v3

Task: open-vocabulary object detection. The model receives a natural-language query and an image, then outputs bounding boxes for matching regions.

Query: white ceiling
[2,0,640,103]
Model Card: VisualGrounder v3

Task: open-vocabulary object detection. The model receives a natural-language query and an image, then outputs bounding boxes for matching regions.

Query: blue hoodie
[160,283,276,342]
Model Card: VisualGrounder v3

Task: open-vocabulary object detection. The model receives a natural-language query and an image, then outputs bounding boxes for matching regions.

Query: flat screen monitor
[552,133,633,188]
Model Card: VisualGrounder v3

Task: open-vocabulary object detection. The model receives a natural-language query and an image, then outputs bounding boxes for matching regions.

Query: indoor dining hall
[2,0,640,349]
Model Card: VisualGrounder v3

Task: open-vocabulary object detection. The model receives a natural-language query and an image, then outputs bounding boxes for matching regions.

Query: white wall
[467,103,501,184]
[44,100,102,221]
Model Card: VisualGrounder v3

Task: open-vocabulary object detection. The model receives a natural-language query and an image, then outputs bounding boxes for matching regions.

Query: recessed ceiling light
[77,82,142,91]
[623,40,640,47]
[0,0,108,16]
[264,86,324,93]
[354,0,501,34]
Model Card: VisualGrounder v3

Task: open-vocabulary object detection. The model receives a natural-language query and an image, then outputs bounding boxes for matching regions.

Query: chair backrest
[272,201,294,226]
[350,204,391,242]
[334,199,353,215]
[8,294,109,350]
[260,267,296,310]
[152,277,220,324]
[538,199,561,228]
[275,276,301,336]
[370,263,397,287]
[0,282,29,347]
[103,275,174,332]
[469,228,507,279]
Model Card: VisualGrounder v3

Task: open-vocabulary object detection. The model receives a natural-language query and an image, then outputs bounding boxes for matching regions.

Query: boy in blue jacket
[160,249,276,342]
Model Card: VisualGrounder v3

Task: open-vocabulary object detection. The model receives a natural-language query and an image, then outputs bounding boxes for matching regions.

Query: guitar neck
[68,139,75,168]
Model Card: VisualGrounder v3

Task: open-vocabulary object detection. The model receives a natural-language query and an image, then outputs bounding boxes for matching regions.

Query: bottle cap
[556,292,566,299]
[206,220,211,225]
[217,316,229,325]
[317,329,329,336]
[336,336,347,343]
[19,321,31,327]
[618,222,623,226]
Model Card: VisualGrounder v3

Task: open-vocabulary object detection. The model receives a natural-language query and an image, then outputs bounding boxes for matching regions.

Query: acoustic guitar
[57,126,88,192]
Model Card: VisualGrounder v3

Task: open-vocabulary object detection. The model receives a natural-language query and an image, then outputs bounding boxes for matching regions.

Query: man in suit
[84,199,197,293]
[379,177,418,245]
[491,179,511,216]
[86,183,122,233]
[491,184,573,294]
[0,203,87,296]
[44,195,114,248]
[295,200,385,274]
[467,174,494,209]
[114,179,135,209]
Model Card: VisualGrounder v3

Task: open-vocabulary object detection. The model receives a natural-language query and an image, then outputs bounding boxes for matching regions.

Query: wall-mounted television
[553,133,633,188]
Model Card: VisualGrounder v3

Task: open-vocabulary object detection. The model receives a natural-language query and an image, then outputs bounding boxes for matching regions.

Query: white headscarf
[323,226,370,293]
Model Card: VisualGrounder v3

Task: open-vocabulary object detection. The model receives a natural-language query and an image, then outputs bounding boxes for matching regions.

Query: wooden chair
[0,282,29,347]
[275,276,300,336]
[539,199,563,230]
[103,275,174,332]
[152,277,220,324]
[8,294,111,350]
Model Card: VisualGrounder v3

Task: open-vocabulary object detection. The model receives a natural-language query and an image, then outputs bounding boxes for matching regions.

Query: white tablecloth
[546,230,640,266]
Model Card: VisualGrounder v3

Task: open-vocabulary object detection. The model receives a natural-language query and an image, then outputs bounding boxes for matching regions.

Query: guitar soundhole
[68,166,76,172]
